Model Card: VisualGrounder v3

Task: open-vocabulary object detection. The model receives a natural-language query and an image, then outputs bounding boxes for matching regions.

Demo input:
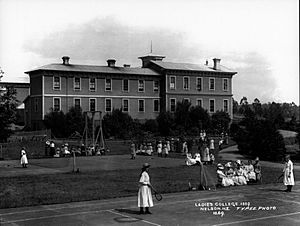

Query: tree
[189,106,211,131]
[211,111,231,134]
[156,111,174,136]
[44,110,67,138]
[0,86,18,142]
[102,109,134,139]
[252,98,263,117]
[65,107,85,137]
[174,100,191,130]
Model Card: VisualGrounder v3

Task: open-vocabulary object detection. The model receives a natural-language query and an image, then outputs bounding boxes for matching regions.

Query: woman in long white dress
[20,147,28,168]
[138,163,153,214]
[283,155,294,192]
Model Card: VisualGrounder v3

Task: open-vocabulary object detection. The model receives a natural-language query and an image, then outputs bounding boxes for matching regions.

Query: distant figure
[162,143,169,158]
[182,141,188,154]
[209,139,215,151]
[138,163,153,214]
[20,147,28,168]
[157,141,162,157]
[253,157,262,183]
[283,155,294,192]
[130,143,136,159]
[218,139,223,150]
[202,145,210,164]
[50,141,55,156]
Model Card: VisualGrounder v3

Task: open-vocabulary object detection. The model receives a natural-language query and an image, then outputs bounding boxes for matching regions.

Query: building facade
[24,55,237,130]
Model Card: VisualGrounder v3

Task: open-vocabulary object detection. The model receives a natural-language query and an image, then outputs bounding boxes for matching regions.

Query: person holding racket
[138,163,153,214]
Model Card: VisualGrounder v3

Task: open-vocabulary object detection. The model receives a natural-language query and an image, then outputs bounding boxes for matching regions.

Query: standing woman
[138,163,153,214]
[20,147,28,168]
[283,155,294,192]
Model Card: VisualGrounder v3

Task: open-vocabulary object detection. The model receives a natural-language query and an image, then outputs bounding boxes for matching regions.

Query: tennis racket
[275,174,283,183]
[151,186,163,201]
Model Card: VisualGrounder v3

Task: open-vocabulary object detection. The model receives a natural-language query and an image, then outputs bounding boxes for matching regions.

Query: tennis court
[1,181,299,226]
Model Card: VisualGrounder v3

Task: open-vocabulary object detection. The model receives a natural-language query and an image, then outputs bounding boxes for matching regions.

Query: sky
[0,0,299,104]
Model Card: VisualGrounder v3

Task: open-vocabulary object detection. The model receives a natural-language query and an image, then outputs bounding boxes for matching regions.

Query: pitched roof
[150,61,237,73]
[25,64,160,76]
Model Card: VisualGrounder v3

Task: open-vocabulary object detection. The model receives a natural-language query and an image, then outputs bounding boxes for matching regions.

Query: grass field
[1,155,298,209]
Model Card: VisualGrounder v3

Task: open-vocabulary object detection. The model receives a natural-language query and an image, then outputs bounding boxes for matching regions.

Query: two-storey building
[24,54,237,130]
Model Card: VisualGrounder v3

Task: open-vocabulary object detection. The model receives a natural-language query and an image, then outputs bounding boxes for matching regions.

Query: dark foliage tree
[232,98,239,114]
[0,86,18,142]
[156,111,174,136]
[252,98,263,116]
[102,109,134,139]
[142,119,159,134]
[262,102,285,129]
[211,111,231,134]
[44,110,67,138]
[65,107,85,137]
[189,106,211,131]
[174,100,191,131]
[234,116,286,161]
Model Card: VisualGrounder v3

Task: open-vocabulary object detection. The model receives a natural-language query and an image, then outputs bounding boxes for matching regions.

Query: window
[209,78,215,90]
[34,98,38,112]
[53,76,60,90]
[170,76,176,90]
[105,78,112,91]
[153,81,159,92]
[223,78,228,91]
[123,79,129,92]
[154,99,159,112]
[89,78,96,92]
[138,80,144,92]
[89,99,96,112]
[183,77,189,90]
[122,99,129,112]
[223,99,229,112]
[209,99,215,113]
[74,98,81,110]
[53,98,60,111]
[183,98,190,103]
[74,77,81,91]
[105,99,112,112]
[196,99,203,108]
[138,99,145,112]
[170,98,176,112]
[196,77,202,91]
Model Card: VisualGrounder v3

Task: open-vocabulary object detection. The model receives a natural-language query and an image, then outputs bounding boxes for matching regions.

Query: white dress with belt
[283,160,294,186]
[138,171,153,207]
[20,150,28,165]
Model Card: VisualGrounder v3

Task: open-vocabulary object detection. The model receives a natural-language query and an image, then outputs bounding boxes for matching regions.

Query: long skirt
[138,185,153,207]
[20,155,28,165]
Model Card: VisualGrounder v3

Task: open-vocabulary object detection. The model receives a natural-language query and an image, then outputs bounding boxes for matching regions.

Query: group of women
[216,158,261,187]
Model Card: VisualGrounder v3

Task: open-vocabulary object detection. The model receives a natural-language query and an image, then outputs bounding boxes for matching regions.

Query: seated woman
[186,153,200,166]
[246,160,256,181]
[235,161,247,185]
[217,164,232,187]
[224,162,235,186]
[253,157,262,183]
[194,153,202,163]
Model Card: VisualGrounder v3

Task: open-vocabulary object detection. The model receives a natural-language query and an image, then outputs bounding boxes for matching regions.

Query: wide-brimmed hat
[225,162,232,168]
[217,163,224,170]
[142,163,150,169]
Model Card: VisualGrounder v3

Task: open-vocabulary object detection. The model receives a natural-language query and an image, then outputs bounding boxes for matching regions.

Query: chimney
[213,58,221,70]
[107,59,116,67]
[123,64,131,68]
[62,56,70,65]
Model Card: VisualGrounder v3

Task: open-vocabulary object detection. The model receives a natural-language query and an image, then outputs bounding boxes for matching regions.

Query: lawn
[1,161,298,209]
